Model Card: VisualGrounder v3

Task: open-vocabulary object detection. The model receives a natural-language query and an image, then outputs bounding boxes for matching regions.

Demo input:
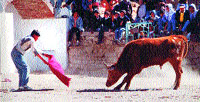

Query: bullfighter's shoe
[23,86,33,91]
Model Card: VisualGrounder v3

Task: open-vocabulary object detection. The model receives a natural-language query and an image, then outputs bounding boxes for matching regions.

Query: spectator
[157,10,167,36]
[91,10,102,33]
[156,1,166,16]
[115,10,130,44]
[82,0,93,11]
[142,0,163,20]
[176,0,188,11]
[109,0,119,11]
[186,4,199,42]
[97,11,112,44]
[92,0,101,11]
[145,0,157,18]
[135,0,147,22]
[175,4,190,34]
[164,3,176,34]
[68,11,84,47]
[82,0,93,30]
[11,30,48,91]
[112,11,120,31]
[54,0,72,18]
[64,0,84,19]
[146,10,160,37]
[112,0,133,22]
[100,0,110,12]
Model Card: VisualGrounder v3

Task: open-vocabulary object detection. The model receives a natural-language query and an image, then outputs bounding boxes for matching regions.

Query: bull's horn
[103,61,108,68]
[103,62,113,69]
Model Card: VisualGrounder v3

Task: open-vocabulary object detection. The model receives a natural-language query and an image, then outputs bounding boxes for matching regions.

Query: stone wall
[66,32,125,77]
[66,32,200,77]
[186,42,200,71]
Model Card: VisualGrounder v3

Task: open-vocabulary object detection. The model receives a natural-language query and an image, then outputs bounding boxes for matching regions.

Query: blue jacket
[69,16,84,31]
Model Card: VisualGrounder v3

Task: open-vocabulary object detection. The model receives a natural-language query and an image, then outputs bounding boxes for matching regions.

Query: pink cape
[48,55,71,87]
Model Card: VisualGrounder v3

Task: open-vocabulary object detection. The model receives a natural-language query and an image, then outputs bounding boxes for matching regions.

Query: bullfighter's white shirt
[15,35,39,55]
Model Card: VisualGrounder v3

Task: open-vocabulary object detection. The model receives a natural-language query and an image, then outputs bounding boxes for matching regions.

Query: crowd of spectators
[52,0,200,46]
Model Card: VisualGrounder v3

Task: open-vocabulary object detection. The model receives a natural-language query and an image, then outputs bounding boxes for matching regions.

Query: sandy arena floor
[1,65,200,102]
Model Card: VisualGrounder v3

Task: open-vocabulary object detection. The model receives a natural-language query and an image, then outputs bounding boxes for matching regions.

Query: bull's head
[104,62,123,87]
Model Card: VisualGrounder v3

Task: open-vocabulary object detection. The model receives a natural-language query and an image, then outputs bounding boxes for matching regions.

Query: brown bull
[104,35,188,90]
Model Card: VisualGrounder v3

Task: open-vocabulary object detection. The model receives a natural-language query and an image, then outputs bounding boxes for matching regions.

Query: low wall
[66,32,124,77]
[66,33,200,77]
[186,42,200,70]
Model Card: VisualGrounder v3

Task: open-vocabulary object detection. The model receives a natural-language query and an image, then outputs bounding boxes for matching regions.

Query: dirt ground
[1,63,200,102]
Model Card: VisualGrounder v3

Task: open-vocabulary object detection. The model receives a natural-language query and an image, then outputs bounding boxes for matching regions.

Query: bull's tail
[183,38,188,58]
[173,35,188,58]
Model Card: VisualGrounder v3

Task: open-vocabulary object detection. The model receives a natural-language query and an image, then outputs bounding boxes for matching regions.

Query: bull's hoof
[114,86,121,90]
[124,88,129,91]
[173,87,178,90]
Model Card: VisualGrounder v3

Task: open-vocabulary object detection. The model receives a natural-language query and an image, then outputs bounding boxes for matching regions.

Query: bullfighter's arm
[36,54,48,65]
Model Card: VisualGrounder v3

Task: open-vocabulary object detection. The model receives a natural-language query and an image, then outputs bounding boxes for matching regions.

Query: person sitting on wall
[97,11,112,44]
[68,11,84,47]
[112,11,120,32]
[11,30,48,91]
[91,10,102,34]
[114,10,130,44]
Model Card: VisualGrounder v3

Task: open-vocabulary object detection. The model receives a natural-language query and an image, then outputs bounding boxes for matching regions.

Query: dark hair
[31,30,40,37]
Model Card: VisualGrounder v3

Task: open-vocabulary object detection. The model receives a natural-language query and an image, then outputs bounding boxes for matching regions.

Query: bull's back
[125,35,185,67]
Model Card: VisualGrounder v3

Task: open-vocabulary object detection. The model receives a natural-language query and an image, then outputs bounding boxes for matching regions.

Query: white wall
[0,13,15,74]
[15,19,68,72]
[4,3,69,72]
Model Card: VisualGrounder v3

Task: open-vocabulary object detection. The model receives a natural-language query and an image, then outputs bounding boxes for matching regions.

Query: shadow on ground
[77,88,170,92]
[10,88,54,92]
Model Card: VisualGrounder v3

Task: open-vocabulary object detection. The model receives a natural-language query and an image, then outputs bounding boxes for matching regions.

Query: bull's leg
[124,75,135,90]
[114,73,135,90]
[114,77,127,90]
[169,60,183,90]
